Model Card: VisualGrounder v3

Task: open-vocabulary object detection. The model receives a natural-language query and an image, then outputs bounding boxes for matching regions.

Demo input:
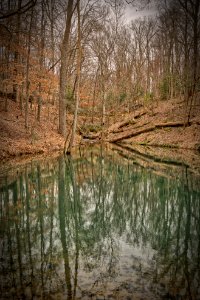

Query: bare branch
[0,0,37,19]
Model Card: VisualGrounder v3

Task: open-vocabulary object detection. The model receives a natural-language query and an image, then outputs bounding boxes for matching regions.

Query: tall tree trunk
[13,0,22,102]
[37,0,45,122]
[50,0,55,104]
[67,0,81,154]
[192,0,200,88]
[186,0,200,123]
[25,7,34,129]
[183,0,189,103]
[102,88,106,126]
[146,38,150,93]
[92,64,99,124]
[59,0,74,137]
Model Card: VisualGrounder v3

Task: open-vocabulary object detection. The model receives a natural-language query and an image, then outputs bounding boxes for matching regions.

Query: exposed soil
[0,97,200,163]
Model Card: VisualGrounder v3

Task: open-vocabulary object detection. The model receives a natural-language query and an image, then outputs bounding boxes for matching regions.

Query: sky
[124,1,157,22]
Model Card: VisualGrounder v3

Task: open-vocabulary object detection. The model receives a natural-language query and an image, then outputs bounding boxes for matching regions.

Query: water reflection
[0,146,200,299]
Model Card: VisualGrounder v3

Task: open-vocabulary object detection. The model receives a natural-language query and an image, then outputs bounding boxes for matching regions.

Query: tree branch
[0,0,37,19]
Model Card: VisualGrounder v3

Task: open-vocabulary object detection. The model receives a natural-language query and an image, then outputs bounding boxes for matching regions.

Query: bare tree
[59,0,75,137]
[25,7,34,129]
[66,0,82,154]
[0,0,37,19]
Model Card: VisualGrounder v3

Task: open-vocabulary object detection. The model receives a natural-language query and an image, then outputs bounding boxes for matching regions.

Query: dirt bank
[0,99,67,162]
[106,98,200,151]
[0,97,200,163]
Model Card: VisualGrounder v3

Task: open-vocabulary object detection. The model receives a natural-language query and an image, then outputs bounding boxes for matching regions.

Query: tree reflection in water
[0,146,200,299]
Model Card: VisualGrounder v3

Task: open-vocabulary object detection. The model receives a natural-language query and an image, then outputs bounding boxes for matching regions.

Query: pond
[0,145,200,300]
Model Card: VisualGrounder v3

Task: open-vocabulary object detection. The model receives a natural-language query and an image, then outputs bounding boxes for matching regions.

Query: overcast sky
[124,2,157,22]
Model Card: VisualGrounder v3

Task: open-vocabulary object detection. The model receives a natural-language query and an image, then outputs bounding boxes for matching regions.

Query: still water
[0,145,200,300]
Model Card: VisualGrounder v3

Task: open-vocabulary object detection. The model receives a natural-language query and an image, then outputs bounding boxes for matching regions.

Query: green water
[0,146,200,300]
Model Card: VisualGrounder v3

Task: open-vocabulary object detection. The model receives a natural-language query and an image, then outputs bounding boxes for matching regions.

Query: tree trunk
[13,0,22,102]
[59,0,74,137]
[186,0,200,123]
[25,7,34,129]
[92,65,99,124]
[50,0,55,105]
[37,0,45,122]
[66,0,81,154]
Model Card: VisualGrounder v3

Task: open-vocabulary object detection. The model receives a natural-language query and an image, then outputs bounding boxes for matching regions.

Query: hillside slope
[0,97,199,162]
[105,98,200,150]
[0,99,65,161]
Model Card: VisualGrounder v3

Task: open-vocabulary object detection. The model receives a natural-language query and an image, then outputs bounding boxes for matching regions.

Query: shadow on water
[0,145,200,299]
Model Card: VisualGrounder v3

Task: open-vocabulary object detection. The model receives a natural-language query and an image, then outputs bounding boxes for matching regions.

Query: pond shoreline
[1,143,200,192]
[0,98,200,163]
[1,139,200,162]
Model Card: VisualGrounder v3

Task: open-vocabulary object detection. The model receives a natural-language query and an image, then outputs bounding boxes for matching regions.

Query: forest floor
[0,96,200,163]
[105,97,200,149]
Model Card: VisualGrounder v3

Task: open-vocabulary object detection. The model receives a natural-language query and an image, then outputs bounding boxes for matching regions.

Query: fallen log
[107,117,136,133]
[134,111,147,119]
[106,110,147,134]
[108,121,191,143]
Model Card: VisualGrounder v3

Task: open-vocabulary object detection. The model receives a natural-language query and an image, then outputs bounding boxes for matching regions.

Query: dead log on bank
[108,121,191,143]
[107,118,136,133]
[107,110,147,133]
